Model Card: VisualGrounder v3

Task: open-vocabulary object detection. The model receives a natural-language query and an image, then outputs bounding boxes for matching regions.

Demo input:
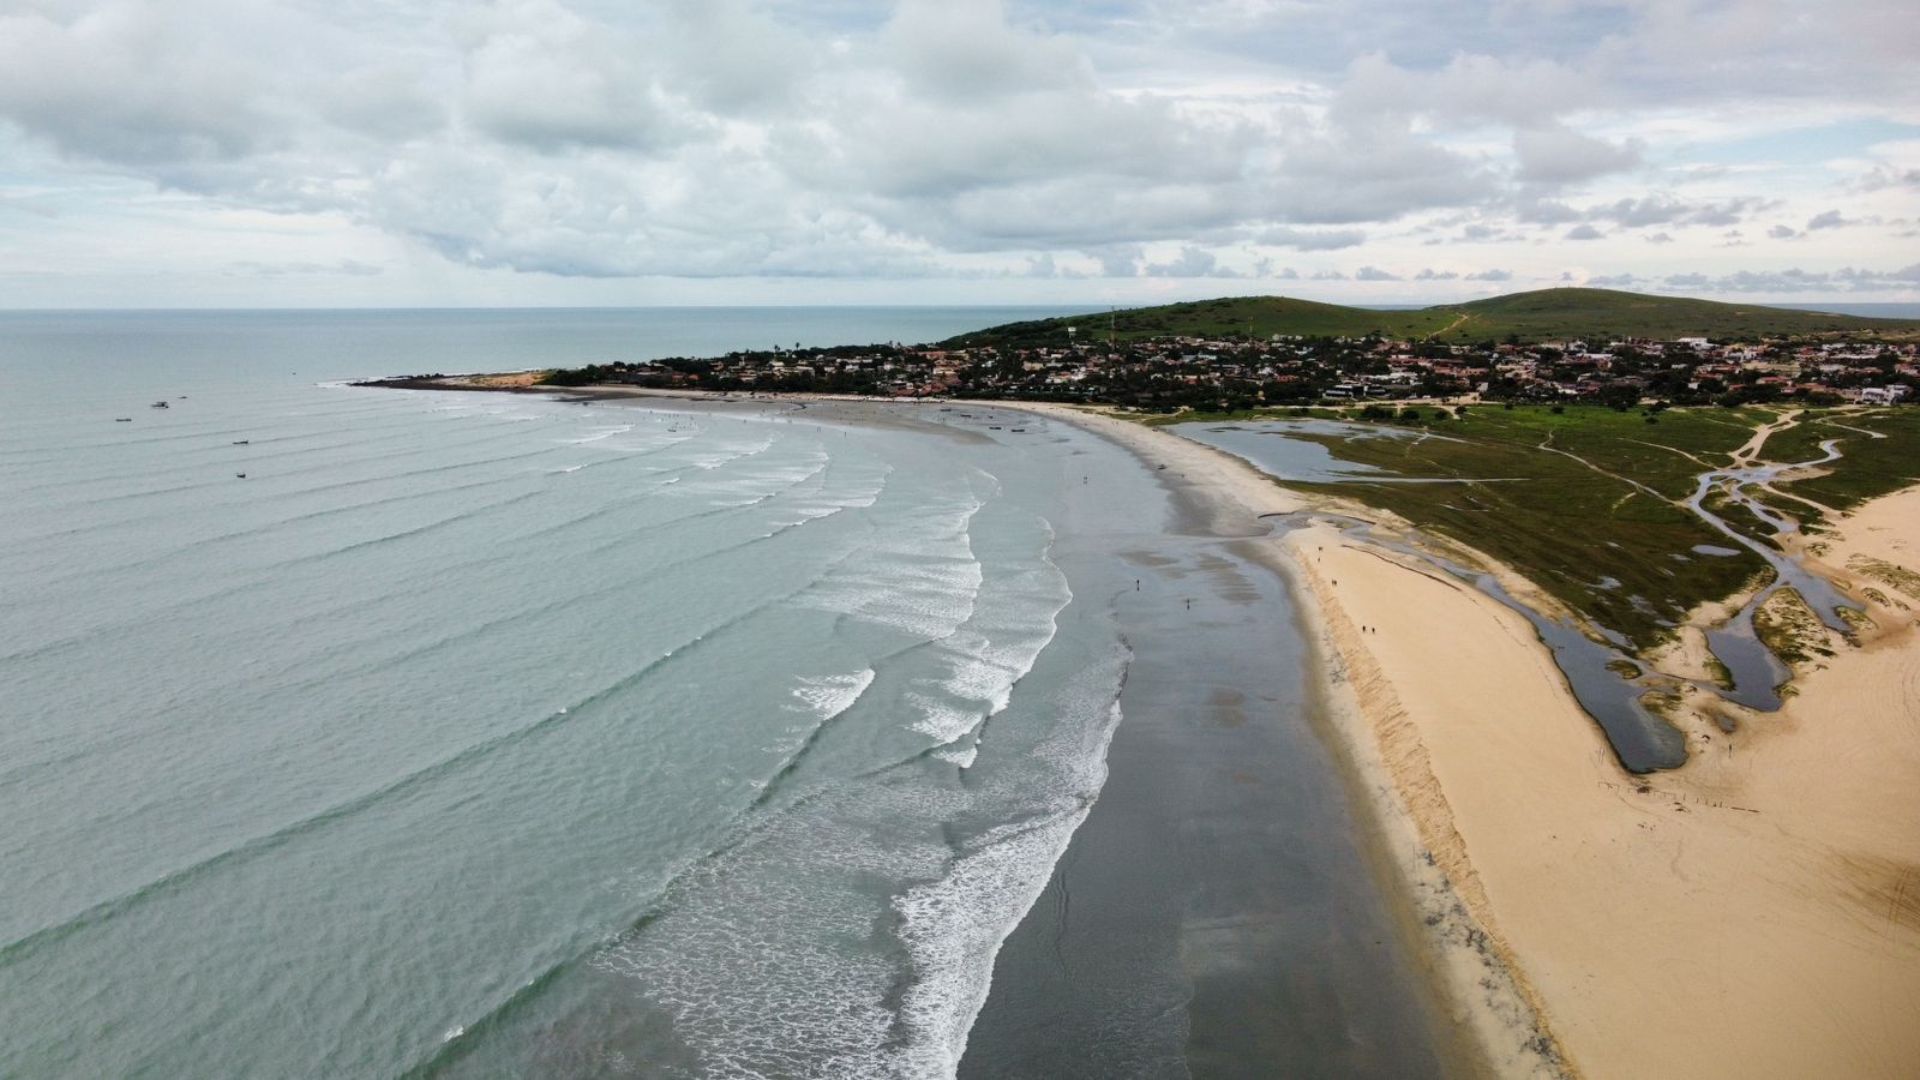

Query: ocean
[0,309,1450,1078]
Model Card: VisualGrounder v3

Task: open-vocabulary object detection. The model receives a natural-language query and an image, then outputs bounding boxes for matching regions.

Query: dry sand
[1003,401,1920,1080]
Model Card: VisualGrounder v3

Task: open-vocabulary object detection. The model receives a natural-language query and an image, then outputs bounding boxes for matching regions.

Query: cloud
[1147,245,1235,277]
[457,0,692,153]
[1649,263,1920,293]
[1466,268,1513,281]
[1768,225,1799,239]
[224,258,384,277]
[1515,197,1584,225]
[1088,246,1144,277]
[1513,123,1641,185]
[1354,265,1400,281]
[0,0,1914,297]
[1586,195,1761,229]
[0,1,285,165]
[1253,226,1366,251]
[1856,165,1920,191]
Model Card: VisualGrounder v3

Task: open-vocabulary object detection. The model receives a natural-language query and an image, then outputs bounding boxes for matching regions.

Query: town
[542,330,1918,412]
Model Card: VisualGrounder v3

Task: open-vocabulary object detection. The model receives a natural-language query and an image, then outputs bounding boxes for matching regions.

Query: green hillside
[944,288,1920,347]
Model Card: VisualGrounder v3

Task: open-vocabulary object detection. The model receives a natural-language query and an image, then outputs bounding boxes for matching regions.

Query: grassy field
[1175,403,1920,651]
[1199,405,1769,648]
[1768,409,1920,510]
[947,287,1920,347]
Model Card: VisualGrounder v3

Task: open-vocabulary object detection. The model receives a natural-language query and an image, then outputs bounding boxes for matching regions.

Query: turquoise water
[0,309,1140,1077]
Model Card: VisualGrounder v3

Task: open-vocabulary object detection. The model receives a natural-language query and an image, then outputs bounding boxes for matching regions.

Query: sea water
[0,308,1137,1078]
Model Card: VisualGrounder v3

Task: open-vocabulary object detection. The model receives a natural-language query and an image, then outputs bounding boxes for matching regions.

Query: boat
[235,473,247,479]
[115,418,132,422]
[232,440,250,445]
[150,401,169,409]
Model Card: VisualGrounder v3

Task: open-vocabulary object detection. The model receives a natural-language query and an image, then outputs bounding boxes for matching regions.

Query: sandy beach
[388,380,1920,1076]
[1001,400,1920,1079]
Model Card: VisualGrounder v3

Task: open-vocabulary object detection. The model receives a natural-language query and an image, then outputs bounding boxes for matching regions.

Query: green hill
[944,288,1920,347]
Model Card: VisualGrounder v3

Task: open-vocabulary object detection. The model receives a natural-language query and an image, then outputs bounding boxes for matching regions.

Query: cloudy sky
[2,0,1916,307]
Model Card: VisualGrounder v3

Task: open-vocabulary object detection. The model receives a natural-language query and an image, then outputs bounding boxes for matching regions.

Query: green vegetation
[1753,589,1834,666]
[1163,402,1920,654]
[1848,556,1920,605]
[1768,410,1920,510]
[1137,404,1348,425]
[1265,405,1774,649]
[946,287,1920,348]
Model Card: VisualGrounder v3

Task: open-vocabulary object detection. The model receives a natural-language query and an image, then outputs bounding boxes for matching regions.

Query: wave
[14,470,543,595]
[14,412,552,509]
[0,435,872,677]
[557,424,633,445]
[797,486,988,641]
[785,669,877,729]
[890,681,1130,1075]
[0,469,890,803]
[576,656,1128,1079]
[892,806,1094,1075]
[0,571,827,971]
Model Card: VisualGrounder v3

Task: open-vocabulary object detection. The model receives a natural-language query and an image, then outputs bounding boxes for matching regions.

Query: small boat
[235,473,247,479]
[151,401,169,409]
[115,418,132,422]
[232,440,250,445]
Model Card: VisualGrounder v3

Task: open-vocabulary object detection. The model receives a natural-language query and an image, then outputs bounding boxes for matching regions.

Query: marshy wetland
[1175,404,1920,770]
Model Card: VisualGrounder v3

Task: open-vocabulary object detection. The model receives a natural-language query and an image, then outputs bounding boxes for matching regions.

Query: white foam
[906,516,1074,757]
[560,424,634,445]
[585,661,1127,1080]
[787,669,876,724]
[930,743,979,769]
[797,490,988,640]
[892,811,1088,1076]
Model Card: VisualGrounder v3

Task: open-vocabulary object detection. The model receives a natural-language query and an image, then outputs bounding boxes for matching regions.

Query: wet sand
[959,417,1473,1079]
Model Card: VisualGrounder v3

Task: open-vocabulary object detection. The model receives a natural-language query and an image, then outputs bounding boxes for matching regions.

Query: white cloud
[1513,124,1641,185]
[0,0,1913,303]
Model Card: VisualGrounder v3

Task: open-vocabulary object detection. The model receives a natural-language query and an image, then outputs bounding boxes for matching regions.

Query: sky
[1,0,1917,308]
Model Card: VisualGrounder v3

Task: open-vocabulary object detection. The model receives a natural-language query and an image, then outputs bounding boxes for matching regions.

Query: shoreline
[1008,398,1920,1079]
[989,400,1565,1076]
[852,393,1920,1078]
[373,378,1920,1076]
